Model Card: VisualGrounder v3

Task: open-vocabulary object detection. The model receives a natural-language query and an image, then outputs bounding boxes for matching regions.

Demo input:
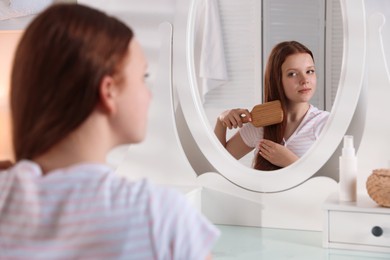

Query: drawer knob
[371,226,383,237]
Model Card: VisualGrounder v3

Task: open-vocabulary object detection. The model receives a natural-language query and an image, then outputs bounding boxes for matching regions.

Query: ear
[99,75,118,115]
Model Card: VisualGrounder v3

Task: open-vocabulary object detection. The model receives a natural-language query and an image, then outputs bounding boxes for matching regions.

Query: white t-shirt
[239,105,329,159]
[0,160,219,260]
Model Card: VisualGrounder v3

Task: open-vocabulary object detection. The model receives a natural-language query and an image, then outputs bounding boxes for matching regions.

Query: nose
[299,73,309,84]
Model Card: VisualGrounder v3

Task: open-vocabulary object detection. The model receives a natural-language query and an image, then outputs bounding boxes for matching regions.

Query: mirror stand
[169,0,368,230]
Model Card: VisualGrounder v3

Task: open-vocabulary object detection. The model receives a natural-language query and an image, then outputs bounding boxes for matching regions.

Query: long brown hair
[10,4,133,161]
[253,41,314,171]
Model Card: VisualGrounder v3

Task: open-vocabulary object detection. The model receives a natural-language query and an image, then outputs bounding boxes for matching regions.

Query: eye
[287,72,297,77]
[307,69,315,74]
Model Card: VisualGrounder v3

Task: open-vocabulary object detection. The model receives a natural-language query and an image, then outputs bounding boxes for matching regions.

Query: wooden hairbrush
[243,100,284,127]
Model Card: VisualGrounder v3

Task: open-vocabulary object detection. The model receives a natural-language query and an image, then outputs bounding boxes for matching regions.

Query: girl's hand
[258,139,299,167]
[218,109,251,129]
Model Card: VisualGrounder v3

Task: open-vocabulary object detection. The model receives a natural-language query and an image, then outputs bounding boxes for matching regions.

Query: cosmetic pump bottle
[339,135,357,202]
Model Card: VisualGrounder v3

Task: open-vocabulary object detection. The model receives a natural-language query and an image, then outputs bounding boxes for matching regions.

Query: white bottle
[339,135,357,202]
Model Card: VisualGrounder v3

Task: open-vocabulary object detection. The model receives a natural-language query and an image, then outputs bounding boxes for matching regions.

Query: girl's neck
[283,102,311,141]
[33,113,115,175]
[286,102,310,122]
[33,139,107,175]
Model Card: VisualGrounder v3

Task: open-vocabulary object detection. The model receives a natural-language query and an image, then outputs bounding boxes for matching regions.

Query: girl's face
[113,39,151,144]
[281,53,316,105]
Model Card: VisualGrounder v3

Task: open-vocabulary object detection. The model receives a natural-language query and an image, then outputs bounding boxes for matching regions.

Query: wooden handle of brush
[250,100,284,127]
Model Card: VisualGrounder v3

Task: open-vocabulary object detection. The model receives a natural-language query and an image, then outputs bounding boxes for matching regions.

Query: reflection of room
[198,0,343,112]
[195,0,344,167]
[1,0,390,258]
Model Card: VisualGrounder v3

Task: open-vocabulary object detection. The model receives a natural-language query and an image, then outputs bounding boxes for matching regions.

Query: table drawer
[329,211,390,248]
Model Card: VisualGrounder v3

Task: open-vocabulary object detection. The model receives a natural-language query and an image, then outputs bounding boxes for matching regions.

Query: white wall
[78,0,176,89]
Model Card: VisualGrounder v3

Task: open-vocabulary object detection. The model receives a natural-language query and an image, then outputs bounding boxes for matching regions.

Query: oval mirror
[173,0,366,192]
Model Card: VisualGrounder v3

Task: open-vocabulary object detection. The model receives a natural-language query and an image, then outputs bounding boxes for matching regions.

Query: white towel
[196,0,228,101]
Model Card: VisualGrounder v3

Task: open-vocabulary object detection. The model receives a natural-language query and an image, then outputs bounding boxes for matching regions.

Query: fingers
[239,110,252,123]
[257,140,297,167]
[259,139,273,152]
[232,112,244,128]
[220,109,251,129]
[258,139,276,159]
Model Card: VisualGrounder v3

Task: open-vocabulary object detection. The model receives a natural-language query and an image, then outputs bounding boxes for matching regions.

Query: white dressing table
[213,225,390,260]
[323,193,390,254]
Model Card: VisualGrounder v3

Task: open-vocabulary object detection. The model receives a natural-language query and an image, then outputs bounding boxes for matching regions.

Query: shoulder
[306,105,330,135]
[306,105,330,123]
[309,105,330,116]
[0,160,41,181]
[147,185,220,259]
[145,182,196,219]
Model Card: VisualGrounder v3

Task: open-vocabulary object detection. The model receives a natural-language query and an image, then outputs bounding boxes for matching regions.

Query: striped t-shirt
[240,105,329,160]
[0,160,219,259]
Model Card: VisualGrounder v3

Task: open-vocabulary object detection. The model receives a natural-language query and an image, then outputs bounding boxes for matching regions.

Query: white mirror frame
[173,0,366,192]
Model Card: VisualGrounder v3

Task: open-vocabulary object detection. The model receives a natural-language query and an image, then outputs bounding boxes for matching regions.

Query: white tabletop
[212,225,390,259]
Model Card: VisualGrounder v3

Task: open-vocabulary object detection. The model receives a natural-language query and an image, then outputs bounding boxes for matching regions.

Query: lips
[298,88,311,94]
